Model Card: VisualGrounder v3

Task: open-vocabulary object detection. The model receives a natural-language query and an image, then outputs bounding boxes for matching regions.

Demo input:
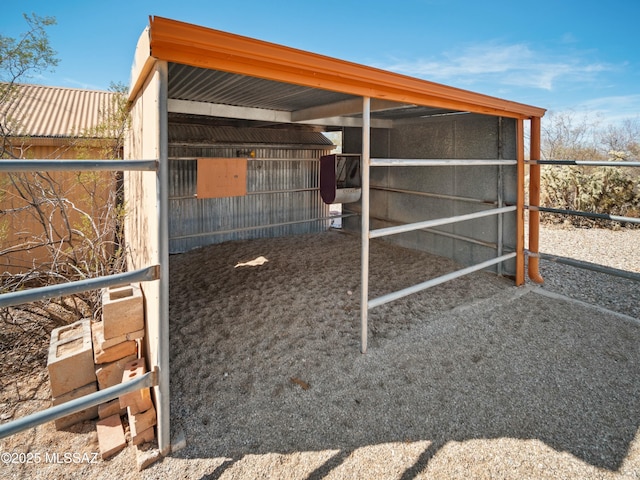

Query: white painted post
[360,97,371,354]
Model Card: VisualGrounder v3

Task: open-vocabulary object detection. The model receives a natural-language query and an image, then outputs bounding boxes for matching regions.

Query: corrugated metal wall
[168,144,333,253]
[342,114,518,275]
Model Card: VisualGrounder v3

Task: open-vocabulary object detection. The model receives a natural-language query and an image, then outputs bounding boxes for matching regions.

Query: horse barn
[121,16,547,456]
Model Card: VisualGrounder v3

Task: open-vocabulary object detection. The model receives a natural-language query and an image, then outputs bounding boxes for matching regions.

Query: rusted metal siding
[168,147,332,253]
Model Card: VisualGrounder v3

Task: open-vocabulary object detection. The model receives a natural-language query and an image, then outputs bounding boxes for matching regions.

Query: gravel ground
[537,225,640,318]
[2,226,639,479]
[154,228,640,480]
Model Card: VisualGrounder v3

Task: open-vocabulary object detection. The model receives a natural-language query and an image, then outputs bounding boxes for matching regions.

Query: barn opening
[125,16,545,454]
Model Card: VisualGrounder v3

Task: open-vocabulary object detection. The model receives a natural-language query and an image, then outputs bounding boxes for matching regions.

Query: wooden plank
[196,158,247,199]
[96,414,126,460]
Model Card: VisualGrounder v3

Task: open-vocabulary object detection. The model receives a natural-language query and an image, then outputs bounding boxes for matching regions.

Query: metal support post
[528,116,544,284]
[360,97,371,354]
[157,60,171,456]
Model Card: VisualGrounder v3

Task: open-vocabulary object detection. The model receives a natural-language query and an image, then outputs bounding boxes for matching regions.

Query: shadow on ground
[165,232,640,479]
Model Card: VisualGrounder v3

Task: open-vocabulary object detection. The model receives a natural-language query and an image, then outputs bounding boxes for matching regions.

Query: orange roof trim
[146,16,545,120]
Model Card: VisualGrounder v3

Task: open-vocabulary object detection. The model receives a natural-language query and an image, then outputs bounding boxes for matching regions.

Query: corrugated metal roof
[141,17,546,120]
[168,64,354,112]
[167,65,453,121]
[1,83,118,138]
[169,124,334,146]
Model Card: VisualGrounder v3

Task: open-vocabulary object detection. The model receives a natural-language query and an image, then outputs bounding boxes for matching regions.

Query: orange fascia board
[147,16,546,120]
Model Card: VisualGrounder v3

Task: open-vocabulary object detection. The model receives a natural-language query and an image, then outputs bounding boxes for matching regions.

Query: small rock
[136,441,162,471]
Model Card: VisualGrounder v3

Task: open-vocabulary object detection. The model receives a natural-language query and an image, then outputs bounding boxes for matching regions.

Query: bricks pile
[47,319,98,430]
[46,283,158,468]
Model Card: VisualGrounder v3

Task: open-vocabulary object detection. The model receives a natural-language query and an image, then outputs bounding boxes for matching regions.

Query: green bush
[541,164,640,227]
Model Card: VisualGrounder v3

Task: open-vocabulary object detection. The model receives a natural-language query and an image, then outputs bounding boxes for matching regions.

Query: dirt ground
[1,229,640,479]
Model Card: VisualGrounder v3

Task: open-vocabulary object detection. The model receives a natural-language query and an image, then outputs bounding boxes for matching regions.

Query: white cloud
[571,94,640,124]
[381,41,613,92]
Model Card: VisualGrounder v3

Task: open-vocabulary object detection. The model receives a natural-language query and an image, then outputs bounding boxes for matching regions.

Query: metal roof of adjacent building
[1,83,118,138]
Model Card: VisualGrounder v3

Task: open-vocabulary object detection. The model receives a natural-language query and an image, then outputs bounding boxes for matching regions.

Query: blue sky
[3,0,640,124]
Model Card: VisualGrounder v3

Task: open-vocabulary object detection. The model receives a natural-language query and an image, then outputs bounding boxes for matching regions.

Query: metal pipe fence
[369,253,517,309]
[169,213,357,240]
[0,266,159,309]
[0,159,158,172]
[528,205,640,225]
[0,371,157,440]
[358,124,521,352]
[371,158,517,167]
[527,159,640,168]
[369,185,498,206]
[526,157,639,280]
[531,251,640,282]
[0,158,162,443]
[369,206,516,239]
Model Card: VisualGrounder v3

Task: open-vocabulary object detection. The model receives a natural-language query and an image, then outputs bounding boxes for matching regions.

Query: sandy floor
[158,230,640,479]
[2,229,640,479]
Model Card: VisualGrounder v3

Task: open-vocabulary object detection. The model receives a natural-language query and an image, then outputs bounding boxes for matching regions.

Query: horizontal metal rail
[369,252,517,309]
[0,159,158,172]
[371,158,517,167]
[369,206,516,239]
[170,187,320,200]
[169,157,320,162]
[527,205,640,225]
[0,266,160,309]
[248,187,319,196]
[533,251,640,282]
[369,214,499,249]
[370,186,498,206]
[0,370,157,439]
[170,214,357,240]
[527,160,640,167]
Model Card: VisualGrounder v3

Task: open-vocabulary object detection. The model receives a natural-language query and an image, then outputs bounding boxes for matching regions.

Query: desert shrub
[541,163,640,227]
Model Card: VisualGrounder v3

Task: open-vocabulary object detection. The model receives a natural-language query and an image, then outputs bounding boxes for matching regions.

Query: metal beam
[368,252,516,308]
[291,98,406,122]
[0,159,157,172]
[369,253,517,309]
[294,115,393,128]
[369,185,498,206]
[371,158,517,167]
[369,206,516,239]
[169,214,348,240]
[527,160,640,167]
[536,251,640,282]
[0,370,157,439]
[168,98,291,123]
[0,266,160,309]
[168,98,392,128]
[528,205,640,225]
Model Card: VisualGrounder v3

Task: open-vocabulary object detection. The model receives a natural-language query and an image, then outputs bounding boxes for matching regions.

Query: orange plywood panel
[196,158,247,199]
